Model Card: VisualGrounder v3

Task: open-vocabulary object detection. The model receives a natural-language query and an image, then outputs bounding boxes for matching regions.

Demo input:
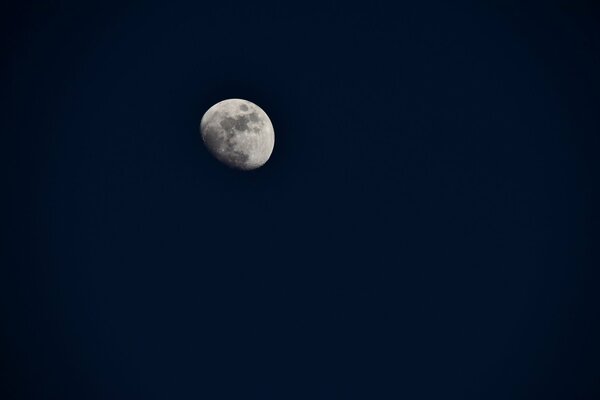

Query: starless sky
[1,1,599,399]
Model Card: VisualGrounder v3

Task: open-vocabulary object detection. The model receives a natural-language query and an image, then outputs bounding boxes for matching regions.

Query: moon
[200,98,275,170]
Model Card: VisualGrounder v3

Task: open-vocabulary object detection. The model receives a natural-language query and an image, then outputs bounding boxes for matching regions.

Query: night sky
[2,1,599,399]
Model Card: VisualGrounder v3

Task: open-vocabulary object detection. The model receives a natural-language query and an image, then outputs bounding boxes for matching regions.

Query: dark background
[1,0,599,398]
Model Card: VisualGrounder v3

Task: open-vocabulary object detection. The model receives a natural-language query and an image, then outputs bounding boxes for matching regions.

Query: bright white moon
[200,98,275,170]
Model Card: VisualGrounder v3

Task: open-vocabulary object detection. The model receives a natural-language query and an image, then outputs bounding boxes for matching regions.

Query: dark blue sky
[2,1,599,399]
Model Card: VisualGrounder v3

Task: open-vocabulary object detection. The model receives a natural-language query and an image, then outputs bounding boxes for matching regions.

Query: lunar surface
[200,98,275,170]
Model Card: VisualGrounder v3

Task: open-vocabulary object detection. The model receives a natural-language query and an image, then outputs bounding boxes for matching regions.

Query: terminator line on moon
[200,99,275,170]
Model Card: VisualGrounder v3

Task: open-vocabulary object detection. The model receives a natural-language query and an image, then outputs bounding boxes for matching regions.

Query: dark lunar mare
[202,113,252,168]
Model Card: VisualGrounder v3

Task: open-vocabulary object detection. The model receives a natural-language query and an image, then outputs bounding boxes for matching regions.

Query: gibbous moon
[200,98,275,170]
